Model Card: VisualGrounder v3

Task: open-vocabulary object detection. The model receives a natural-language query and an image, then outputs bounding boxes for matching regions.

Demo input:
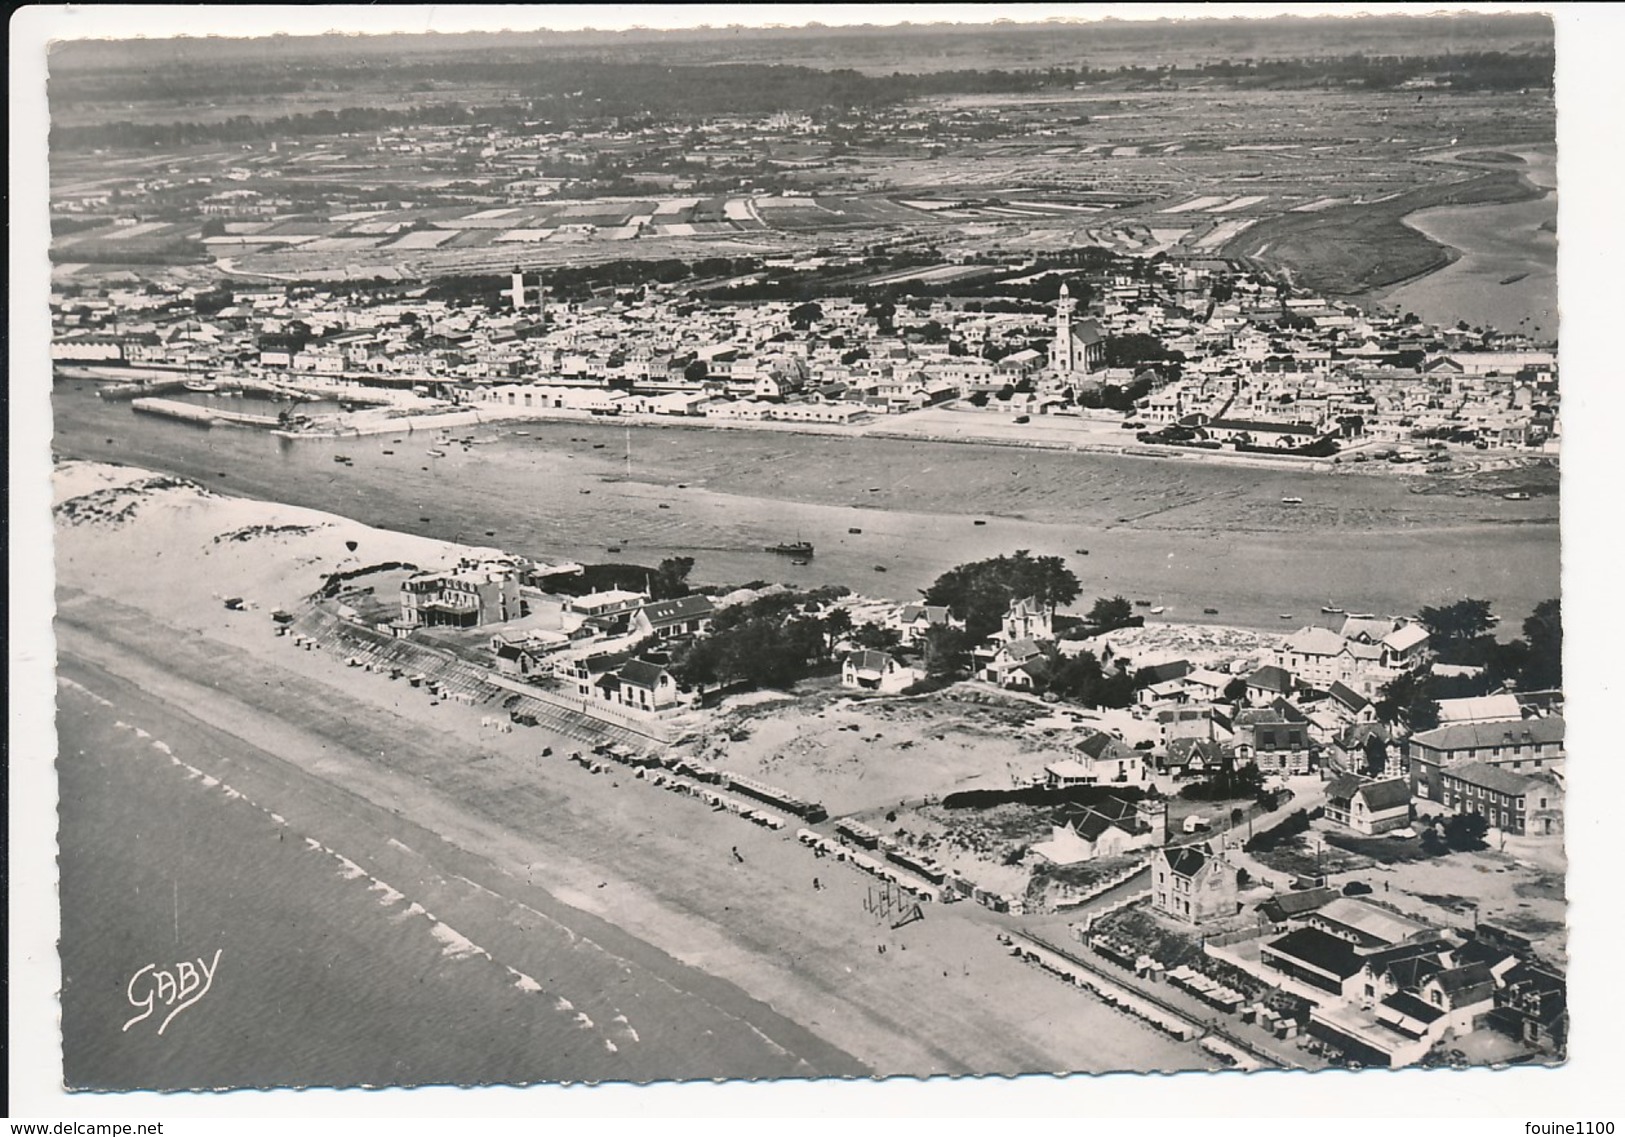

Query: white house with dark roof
[973,633,1050,691]
[886,603,962,646]
[594,659,683,714]
[1271,618,1430,697]
[629,594,715,640]
[567,588,649,619]
[840,650,919,695]
[1326,681,1377,724]
[1324,775,1412,835]
[1001,596,1054,643]
[1151,842,1236,925]
[1031,796,1161,866]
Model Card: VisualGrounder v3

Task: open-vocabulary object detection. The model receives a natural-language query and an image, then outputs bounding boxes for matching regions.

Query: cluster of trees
[1100,334,1183,370]
[1193,51,1553,92]
[922,549,1079,641]
[54,60,1092,152]
[1041,650,1136,709]
[904,555,1155,708]
[1243,807,1320,854]
[1075,369,1162,413]
[1179,761,1267,803]
[1375,598,1562,731]
[421,256,766,310]
[668,587,851,691]
[1422,812,1490,854]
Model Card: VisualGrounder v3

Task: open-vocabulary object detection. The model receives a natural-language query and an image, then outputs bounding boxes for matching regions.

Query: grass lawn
[1251,833,1370,879]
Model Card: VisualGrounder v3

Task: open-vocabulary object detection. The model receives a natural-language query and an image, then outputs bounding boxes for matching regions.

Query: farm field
[49,83,1552,295]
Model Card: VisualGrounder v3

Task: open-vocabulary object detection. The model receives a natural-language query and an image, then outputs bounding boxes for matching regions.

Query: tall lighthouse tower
[1052,281,1076,377]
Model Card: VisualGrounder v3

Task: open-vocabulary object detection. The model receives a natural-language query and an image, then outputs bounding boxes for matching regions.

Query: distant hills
[48,12,1556,78]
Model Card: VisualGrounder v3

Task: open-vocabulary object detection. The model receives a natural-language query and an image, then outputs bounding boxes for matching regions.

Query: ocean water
[56,662,851,1089]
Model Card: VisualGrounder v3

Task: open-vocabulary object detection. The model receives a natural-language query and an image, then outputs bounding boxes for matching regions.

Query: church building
[1050,282,1105,379]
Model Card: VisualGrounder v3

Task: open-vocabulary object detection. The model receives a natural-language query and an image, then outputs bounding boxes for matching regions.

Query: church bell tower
[1053,281,1076,377]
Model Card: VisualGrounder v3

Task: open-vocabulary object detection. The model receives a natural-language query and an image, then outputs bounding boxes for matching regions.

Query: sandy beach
[52,463,1209,1079]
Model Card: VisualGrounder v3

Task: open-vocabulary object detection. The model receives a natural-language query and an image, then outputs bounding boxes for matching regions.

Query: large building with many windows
[1407,716,1565,803]
[1437,762,1564,837]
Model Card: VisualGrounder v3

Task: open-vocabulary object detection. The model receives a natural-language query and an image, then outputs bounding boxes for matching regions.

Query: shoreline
[47,393,1562,636]
[44,455,1557,1080]
[270,398,1458,476]
[55,632,868,1084]
[54,583,1208,1079]
[1227,165,1548,297]
[1346,145,1558,317]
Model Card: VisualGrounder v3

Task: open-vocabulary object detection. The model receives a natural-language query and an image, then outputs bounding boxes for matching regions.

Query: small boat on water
[427,449,447,458]
[767,541,814,558]
[593,444,607,450]
[658,503,670,509]
[973,519,987,526]
[791,558,810,566]
[1503,491,1531,501]
[1075,548,1089,555]
[1279,613,1295,620]
[1501,271,1530,286]
[849,527,863,534]
[874,565,888,573]
[333,455,351,465]
[1322,605,1345,615]
[1346,612,1376,620]
[607,546,622,553]
[1134,600,1152,608]
[1150,606,1166,615]
[579,489,591,495]
[515,431,529,437]
[677,483,689,489]
[184,380,218,393]
[1203,607,1220,615]
[1281,496,1304,505]
[382,449,394,455]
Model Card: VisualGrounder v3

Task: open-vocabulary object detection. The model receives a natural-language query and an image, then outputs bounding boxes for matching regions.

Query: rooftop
[1411,717,1565,752]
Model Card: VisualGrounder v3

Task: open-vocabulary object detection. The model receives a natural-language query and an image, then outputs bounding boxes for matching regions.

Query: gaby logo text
[123,949,223,1035]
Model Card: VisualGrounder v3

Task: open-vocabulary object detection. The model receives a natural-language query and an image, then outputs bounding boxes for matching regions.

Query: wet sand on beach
[51,464,1206,1081]
[55,591,1204,1082]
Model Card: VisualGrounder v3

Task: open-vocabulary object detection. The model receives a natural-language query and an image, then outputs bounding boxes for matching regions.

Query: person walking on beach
[732,845,744,864]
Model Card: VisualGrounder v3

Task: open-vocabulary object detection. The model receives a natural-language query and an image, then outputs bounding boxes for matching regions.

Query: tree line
[1374,598,1561,732]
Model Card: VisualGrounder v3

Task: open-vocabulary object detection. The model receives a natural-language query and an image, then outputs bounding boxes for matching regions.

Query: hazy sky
[21,3,1549,43]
